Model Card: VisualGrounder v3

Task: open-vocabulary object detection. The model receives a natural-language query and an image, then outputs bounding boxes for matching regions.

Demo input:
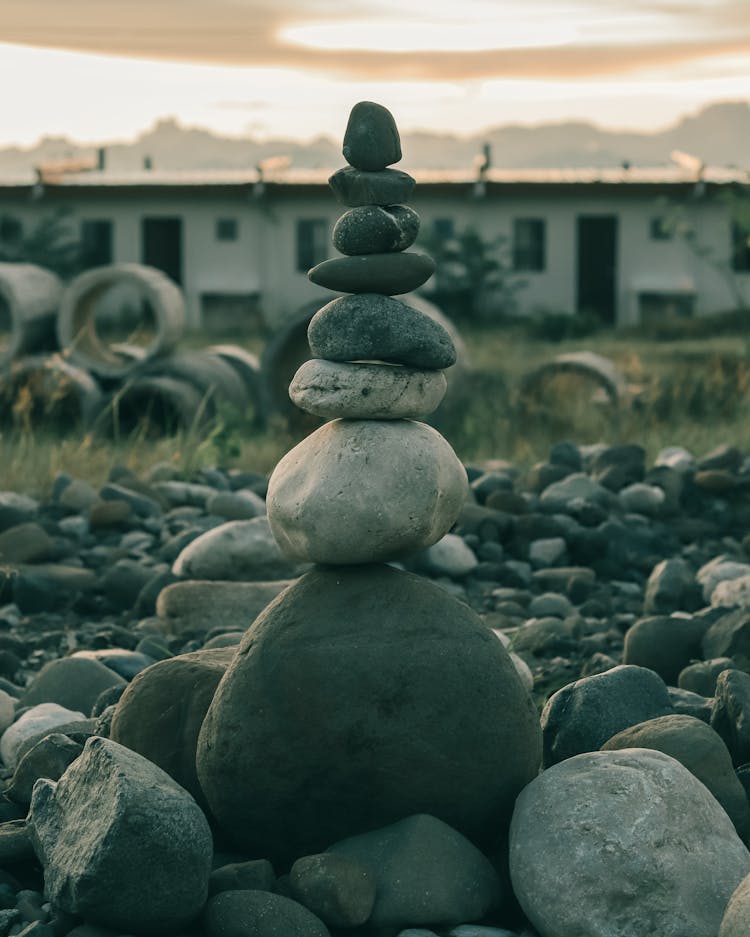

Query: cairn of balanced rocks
[195,101,542,875]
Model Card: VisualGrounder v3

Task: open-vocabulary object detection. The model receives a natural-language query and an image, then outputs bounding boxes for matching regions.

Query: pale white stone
[1,702,86,768]
[267,419,468,565]
[290,359,447,420]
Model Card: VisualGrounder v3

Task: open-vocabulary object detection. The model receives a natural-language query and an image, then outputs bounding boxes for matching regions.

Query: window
[650,217,672,241]
[0,216,22,244]
[80,219,113,268]
[513,218,546,272]
[731,222,750,272]
[296,219,327,272]
[432,217,455,240]
[216,218,238,242]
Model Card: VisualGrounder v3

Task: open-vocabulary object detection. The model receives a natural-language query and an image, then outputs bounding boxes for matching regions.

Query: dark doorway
[142,217,182,284]
[576,216,618,324]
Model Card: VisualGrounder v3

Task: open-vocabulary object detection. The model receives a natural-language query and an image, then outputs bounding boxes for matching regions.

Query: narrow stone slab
[333,205,420,255]
[308,293,456,369]
[328,167,416,207]
[343,101,401,170]
[308,252,435,295]
[289,359,447,420]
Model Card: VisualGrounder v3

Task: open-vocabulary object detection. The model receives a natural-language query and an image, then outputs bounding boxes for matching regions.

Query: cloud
[1,0,749,81]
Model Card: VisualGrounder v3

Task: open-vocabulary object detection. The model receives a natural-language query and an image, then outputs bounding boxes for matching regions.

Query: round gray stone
[308,252,435,295]
[343,101,401,170]
[266,419,468,565]
[510,748,750,937]
[289,359,447,420]
[333,205,419,255]
[308,293,456,369]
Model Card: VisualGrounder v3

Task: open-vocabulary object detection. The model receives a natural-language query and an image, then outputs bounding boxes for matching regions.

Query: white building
[0,163,748,330]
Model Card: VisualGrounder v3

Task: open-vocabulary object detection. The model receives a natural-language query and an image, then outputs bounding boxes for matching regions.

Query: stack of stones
[195,103,541,867]
[268,100,465,564]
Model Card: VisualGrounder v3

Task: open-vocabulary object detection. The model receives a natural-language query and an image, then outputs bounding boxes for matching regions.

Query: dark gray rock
[712,669,750,766]
[328,166,415,206]
[679,657,734,696]
[328,814,501,931]
[308,293,456,370]
[21,657,126,716]
[209,860,276,897]
[623,614,708,685]
[6,733,83,805]
[703,610,750,671]
[289,853,375,929]
[28,737,212,935]
[203,890,330,937]
[342,101,401,170]
[197,564,541,864]
[70,649,154,681]
[308,252,435,295]
[541,664,674,767]
[644,558,700,614]
[333,205,419,255]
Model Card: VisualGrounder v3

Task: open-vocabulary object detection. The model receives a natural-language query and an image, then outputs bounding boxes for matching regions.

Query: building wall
[1,182,747,330]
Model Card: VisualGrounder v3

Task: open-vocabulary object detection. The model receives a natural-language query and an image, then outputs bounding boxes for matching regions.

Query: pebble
[308,252,436,295]
[333,204,420,255]
[308,293,456,369]
[290,359,447,420]
[0,704,86,769]
[343,101,402,170]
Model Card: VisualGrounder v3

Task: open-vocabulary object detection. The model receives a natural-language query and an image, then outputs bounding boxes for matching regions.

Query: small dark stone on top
[342,101,401,171]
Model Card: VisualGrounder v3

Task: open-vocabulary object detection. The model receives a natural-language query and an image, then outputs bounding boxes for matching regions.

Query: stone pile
[195,101,542,873]
[4,105,750,937]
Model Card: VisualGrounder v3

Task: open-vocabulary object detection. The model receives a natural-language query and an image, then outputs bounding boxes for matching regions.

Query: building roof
[1,165,747,190]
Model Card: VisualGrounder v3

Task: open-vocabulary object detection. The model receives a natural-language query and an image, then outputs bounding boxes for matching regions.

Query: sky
[1,0,750,147]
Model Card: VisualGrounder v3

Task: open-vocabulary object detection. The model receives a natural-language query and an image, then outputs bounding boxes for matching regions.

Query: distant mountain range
[1,101,749,175]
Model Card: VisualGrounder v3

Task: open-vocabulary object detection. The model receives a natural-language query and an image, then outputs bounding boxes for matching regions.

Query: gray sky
[1,0,749,145]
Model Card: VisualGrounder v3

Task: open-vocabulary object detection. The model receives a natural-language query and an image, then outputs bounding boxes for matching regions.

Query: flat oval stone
[333,205,420,256]
[328,167,416,207]
[289,359,447,420]
[308,252,436,295]
[343,101,401,171]
[308,293,456,369]
[266,419,468,565]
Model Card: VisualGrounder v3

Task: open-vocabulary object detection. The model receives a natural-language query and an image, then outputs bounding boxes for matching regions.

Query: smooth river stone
[289,359,447,420]
[328,167,416,207]
[308,252,435,295]
[266,419,468,564]
[308,293,456,369]
[333,205,419,255]
[343,101,401,171]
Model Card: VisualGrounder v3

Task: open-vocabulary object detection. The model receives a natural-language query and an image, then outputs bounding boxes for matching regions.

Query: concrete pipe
[0,263,63,370]
[135,351,252,417]
[0,353,103,429]
[518,351,628,406]
[261,294,469,429]
[57,264,184,379]
[208,344,266,427]
[102,375,208,437]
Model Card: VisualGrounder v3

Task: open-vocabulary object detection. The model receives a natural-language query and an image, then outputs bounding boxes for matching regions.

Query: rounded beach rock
[266,419,468,564]
[196,564,542,864]
[333,205,419,255]
[289,359,447,420]
[721,871,750,935]
[308,293,456,369]
[328,166,415,207]
[342,100,401,170]
[510,748,750,937]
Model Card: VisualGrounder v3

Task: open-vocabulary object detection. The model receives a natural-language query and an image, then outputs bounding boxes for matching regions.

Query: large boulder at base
[196,564,541,864]
[28,737,212,935]
[721,871,750,935]
[266,419,468,565]
[540,664,674,767]
[327,814,501,931]
[601,714,750,841]
[110,647,236,804]
[510,748,750,937]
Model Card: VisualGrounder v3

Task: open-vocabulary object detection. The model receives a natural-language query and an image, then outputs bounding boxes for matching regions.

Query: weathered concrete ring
[0,263,63,370]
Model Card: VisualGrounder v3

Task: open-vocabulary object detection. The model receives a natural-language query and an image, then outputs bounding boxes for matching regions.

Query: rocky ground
[2,439,750,935]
